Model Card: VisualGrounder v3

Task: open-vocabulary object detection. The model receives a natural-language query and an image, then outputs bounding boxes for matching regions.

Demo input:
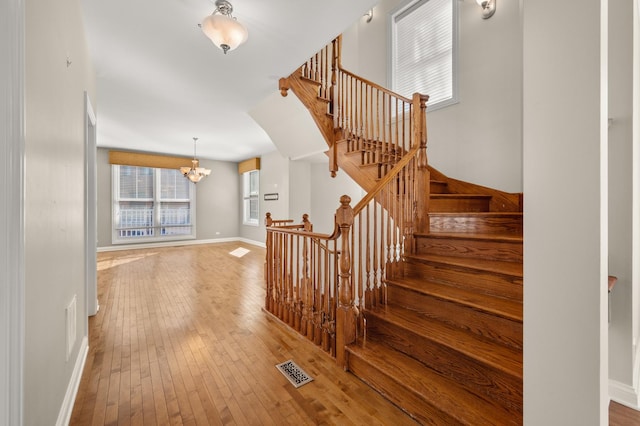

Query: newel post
[264,212,274,310]
[335,195,356,369]
[329,36,342,179]
[413,93,431,238]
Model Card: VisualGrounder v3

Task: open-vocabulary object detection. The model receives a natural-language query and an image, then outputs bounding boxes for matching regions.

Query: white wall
[0,0,25,424]
[523,0,608,423]
[289,160,312,223]
[310,163,365,234]
[341,0,523,193]
[196,159,240,240]
[24,0,96,423]
[634,0,640,371]
[608,0,636,404]
[96,148,240,248]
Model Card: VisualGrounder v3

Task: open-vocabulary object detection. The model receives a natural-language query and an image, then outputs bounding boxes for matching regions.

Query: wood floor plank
[610,401,640,425]
[68,243,427,425]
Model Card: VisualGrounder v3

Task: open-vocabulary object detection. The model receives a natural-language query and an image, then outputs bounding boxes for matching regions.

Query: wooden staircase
[346,178,523,424]
[271,36,523,425]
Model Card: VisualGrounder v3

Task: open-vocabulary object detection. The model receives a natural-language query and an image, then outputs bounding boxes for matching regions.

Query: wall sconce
[363,9,373,23]
[476,0,496,19]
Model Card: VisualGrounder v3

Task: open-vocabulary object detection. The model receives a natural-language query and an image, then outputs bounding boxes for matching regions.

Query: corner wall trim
[55,336,88,426]
[0,0,25,424]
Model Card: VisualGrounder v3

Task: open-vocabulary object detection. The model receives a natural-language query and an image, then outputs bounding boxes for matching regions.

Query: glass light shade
[201,14,248,54]
[181,159,211,184]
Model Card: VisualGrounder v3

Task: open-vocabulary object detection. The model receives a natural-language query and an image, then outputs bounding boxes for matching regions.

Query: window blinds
[392,0,455,107]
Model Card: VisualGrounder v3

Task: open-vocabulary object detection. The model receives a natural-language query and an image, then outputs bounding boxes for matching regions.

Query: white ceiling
[81,0,378,162]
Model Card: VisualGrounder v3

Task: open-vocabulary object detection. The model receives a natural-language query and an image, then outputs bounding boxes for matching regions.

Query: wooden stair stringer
[279,71,335,148]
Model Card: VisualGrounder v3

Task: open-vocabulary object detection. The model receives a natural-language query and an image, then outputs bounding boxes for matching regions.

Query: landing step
[405,253,523,278]
[415,232,522,243]
[430,180,448,194]
[414,232,522,262]
[430,194,492,200]
[346,339,521,425]
[430,194,492,213]
[385,276,522,322]
[430,212,523,234]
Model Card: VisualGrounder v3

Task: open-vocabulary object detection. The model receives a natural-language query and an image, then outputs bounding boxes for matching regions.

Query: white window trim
[242,169,260,226]
[111,166,197,244]
[388,0,459,112]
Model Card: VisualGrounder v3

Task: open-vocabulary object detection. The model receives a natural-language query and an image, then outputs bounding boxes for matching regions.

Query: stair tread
[431,193,492,199]
[415,231,523,243]
[385,276,522,322]
[347,338,520,425]
[406,253,523,277]
[366,305,523,378]
[430,212,523,217]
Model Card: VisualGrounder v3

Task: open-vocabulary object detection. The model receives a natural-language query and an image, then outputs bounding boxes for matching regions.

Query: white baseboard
[238,238,266,248]
[97,237,265,252]
[609,378,640,410]
[56,336,88,426]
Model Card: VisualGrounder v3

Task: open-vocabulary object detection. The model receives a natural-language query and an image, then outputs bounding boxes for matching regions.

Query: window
[112,165,195,243]
[243,170,259,226]
[390,0,458,110]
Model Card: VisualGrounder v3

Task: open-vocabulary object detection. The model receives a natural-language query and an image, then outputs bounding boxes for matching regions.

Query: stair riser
[430,181,448,194]
[366,317,522,415]
[346,352,461,425]
[415,236,523,263]
[429,197,490,213]
[387,285,522,350]
[404,260,522,301]
[430,215,523,234]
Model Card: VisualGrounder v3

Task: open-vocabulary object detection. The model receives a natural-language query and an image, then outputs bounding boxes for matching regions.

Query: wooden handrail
[353,143,420,214]
[338,68,413,104]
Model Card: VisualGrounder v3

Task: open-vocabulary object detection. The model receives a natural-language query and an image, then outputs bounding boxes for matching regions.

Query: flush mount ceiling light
[181,137,211,183]
[476,0,496,19]
[201,0,248,54]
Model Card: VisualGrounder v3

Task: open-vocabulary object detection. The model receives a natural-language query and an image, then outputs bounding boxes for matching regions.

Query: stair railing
[335,69,413,174]
[264,92,429,367]
[265,213,340,356]
[270,37,430,367]
[294,36,415,178]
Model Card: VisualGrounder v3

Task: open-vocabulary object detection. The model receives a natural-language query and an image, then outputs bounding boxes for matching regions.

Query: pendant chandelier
[201,0,248,54]
[181,137,211,183]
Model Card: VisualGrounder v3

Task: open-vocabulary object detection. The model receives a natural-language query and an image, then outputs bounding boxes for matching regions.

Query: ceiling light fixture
[201,0,248,54]
[476,0,496,19]
[181,137,211,183]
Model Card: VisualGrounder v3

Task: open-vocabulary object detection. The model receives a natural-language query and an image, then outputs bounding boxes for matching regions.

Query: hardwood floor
[70,242,417,425]
[70,242,640,425]
[611,401,640,425]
